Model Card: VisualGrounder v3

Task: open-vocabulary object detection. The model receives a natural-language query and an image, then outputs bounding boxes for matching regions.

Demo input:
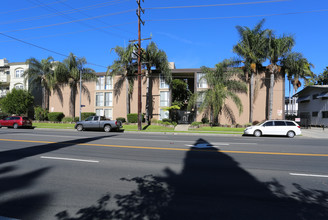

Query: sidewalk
[300,127,328,139]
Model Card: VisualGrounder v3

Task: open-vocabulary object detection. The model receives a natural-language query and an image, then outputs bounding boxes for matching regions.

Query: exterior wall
[9,62,29,91]
[48,68,285,124]
[297,87,328,127]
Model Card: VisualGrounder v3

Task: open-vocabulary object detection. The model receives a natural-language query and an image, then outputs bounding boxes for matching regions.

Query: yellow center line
[1,138,328,157]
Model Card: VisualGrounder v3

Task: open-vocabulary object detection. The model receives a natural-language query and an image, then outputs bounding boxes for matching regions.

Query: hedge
[81,112,96,120]
[48,112,65,122]
[127,113,144,123]
[116,117,126,123]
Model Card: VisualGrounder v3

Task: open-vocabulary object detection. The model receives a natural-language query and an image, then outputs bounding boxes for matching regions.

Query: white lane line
[40,156,99,163]
[290,173,328,178]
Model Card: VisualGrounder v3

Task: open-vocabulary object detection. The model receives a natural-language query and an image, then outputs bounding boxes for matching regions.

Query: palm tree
[281,52,314,114]
[189,59,247,125]
[142,41,171,125]
[316,67,328,85]
[233,19,268,123]
[55,53,96,118]
[24,56,59,110]
[266,32,295,119]
[107,44,137,116]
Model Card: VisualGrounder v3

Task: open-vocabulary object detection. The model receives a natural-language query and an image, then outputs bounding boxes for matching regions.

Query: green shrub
[34,106,48,121]
[74,117,80,122]
[127,113,144,123]
[116,117,126,123]
[81,112,96,120]
[48,112,65,122]
[62,117,75,123]
[201,117,209,124]
[162,118,172,123]
[191,121,202,127]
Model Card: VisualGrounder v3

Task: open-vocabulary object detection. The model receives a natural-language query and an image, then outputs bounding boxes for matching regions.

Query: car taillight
[115,121,117,125]
[297,126,300,128]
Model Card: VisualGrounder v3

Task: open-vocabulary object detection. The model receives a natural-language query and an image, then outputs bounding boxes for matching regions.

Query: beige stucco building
[48,63,285,125]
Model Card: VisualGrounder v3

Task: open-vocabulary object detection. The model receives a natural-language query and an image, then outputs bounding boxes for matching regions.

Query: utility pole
[136,0,144,131]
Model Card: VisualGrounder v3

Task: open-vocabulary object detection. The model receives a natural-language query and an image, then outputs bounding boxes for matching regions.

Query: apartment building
[49,64,285,125]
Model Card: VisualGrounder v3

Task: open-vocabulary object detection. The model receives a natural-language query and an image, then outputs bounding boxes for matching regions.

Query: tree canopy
[0,89,34,115]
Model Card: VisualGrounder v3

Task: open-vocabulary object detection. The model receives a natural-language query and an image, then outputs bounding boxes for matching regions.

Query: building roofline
[294,85,328,97]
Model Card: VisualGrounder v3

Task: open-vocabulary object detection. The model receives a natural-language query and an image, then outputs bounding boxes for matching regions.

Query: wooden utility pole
[137,0,144,131]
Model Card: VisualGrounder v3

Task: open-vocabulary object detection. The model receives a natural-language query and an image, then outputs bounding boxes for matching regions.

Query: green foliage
[315,67,328,85]
[62,117,79,123]
[171,79,191,108]
[127,113,144,123]
[191,121,202,127]
[34,106,48,121]
[116,117,126,123]
[0,89,34,115]
[81,112,96,120]
[201,117,209,124]
[48,112,65,122]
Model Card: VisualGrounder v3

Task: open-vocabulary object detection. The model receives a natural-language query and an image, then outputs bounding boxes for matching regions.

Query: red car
[0,116,32,129]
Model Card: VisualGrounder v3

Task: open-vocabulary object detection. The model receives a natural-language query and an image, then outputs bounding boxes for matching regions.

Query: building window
[105,76,113,90]
[104,92,113,106]
[96,76,104,90]
[15,69,24,78]
[160,91,169,106]
[196,92,205,108]
[197,73,207,88]
[96,92,104,106]
[15,84,24,90]
[312,112,318,117]
[160,74,169,89]
[96,109,104,116]
[322,111,328,118]
[160,109,169,120]
[104,109,113,119]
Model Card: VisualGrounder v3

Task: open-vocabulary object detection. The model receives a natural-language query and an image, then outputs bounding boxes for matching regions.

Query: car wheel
[76,124,83,131]
[254,130,262,137]
[13,123,18,129]
[287,131,295,138]
[104,125,111,132]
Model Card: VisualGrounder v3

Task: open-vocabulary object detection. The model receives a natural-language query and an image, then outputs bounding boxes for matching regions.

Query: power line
[146,9,328,22]
[0,32,108,69]
[145,0,290,10]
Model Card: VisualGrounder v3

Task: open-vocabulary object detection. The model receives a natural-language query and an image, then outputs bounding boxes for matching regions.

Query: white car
[244,120,301,138]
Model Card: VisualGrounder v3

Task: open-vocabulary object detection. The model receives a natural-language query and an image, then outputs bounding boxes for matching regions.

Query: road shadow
[0,135,112,219]
[56,138,328,219]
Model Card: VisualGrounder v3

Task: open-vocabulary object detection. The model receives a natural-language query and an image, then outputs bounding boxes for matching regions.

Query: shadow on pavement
[56,138,328,219]
[0,135,112,219]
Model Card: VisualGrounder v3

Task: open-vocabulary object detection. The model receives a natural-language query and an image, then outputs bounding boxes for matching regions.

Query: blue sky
[1,0,327,94]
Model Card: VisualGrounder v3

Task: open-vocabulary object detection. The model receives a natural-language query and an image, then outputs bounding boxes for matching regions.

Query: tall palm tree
[55,53,96,118]
[266,32,295,119]
[142,41,171,125]
[233,19,268,123]
[107,44,136,116]
[281,52,314,113]
[24,56,59,110]
[189,59,247,125]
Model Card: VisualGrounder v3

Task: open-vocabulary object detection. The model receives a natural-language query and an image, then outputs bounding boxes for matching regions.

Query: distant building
[294,85,328,127]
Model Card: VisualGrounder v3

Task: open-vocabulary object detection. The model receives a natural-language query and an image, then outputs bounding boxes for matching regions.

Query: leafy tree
[107,44,136,116]
[171,79,191,108]
[0,88,34,115]
[233,19,268,123]
[24,56,62,110]
[188,59,247,125]
[55,53,96,117]
[142,41,171,124]
[266,32,295,119]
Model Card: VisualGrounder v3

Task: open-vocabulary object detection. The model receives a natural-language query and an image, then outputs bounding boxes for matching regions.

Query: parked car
[243,120,301,138]
[75,116,123,132]
[0,116,33,129]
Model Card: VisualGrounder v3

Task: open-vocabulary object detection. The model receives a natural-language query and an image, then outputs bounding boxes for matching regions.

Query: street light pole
[137,0,144,131]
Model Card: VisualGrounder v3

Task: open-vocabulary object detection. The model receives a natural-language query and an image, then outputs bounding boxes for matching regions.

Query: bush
[81,112,96,120]
[191,121,202,127]
[48,112,65,122]
[127,113,144,123]
[62,117,75,123]
[201,117,209,124]
[34,106,48,121]
[116,117,126,123]
[162,118,172,123]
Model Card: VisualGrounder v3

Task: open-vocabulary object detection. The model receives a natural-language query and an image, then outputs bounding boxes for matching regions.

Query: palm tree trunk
[42,86,46,109]
[45,89,49,110]
[249,71,254,123]
[268,71,274,120]
[126,78,130,115]
[70,86,77,118]
[145,70,150,125]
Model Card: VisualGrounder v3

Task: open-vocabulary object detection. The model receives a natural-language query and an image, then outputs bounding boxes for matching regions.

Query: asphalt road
[0,128,327,220]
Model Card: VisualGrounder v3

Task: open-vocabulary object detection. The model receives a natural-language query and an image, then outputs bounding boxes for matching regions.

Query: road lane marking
[289,173,328,178]
[40,156,99,163]
[1,138,328,157]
